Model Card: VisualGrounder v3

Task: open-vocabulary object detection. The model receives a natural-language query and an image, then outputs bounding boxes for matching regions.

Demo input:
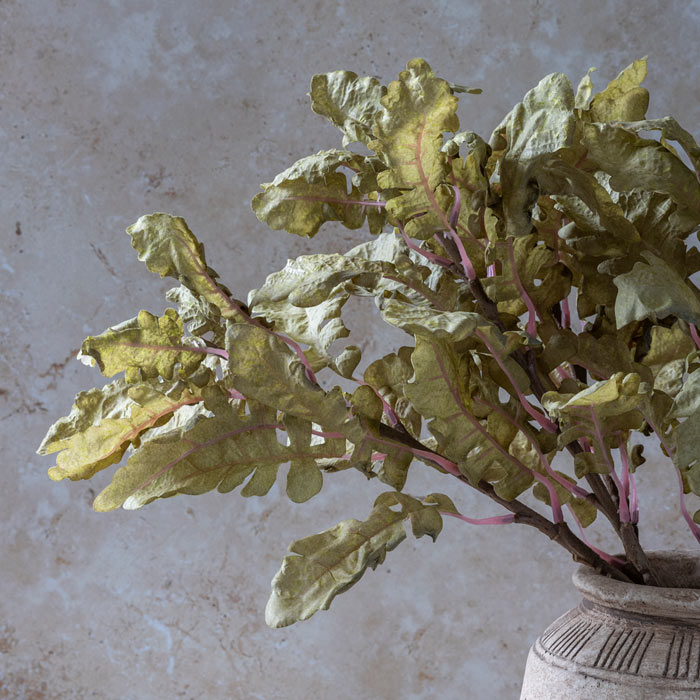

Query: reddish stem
[566,505,626,566]
[397,221,454,268]
[690,323,700,350]
[474,396,590,501]
[473,328,558,433]
[505,239,537,338]
[643,412,700,544]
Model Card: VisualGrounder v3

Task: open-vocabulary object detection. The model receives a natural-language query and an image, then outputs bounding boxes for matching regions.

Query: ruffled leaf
[265,492,441,627]
[225,323,349,429]
[613,251,700,328]
[78,309,206,383]
[251,150,385,238]
[127,213,246,322]
[92,388,346,511]
[309,70,386,147]
[585,56,649,122]
[368,58,459,240]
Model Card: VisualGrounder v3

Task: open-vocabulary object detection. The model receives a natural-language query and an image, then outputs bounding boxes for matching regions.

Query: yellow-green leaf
[127,214,246,322]
[42,380,206,482]
[78,309,206,383]
[368,58,459,240]
[225,323,349,429]
[309,70,386,147]
[265,492,441,627]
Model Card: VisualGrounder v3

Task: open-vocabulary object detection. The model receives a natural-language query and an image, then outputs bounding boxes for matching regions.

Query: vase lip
[573,550,700,620]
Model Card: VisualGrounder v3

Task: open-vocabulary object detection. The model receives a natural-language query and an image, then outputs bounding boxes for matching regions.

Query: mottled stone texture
[1,1,697,698]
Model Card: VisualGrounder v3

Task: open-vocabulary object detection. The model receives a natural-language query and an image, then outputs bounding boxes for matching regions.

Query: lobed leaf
[368,58,459,240]
[251,150,385,238]
[491,72,576,238]
[225,323,349,429]
[127,214,246,322]
[78,309,206,383]
[41,379,206,482]
[309,70,386,147]
[92,388,346,511]
[265,492,441,627]
[613,251,700,328]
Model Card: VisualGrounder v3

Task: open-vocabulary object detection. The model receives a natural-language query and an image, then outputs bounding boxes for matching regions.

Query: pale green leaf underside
[265,493,441,627]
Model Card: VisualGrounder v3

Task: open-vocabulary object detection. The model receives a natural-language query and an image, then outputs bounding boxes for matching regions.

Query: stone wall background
[1,1,698,698]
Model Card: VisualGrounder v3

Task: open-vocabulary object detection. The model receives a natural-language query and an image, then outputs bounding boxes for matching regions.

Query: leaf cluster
[40,57,700,624]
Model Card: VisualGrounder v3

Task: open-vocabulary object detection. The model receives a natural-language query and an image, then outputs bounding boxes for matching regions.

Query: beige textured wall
[2,1,698,698]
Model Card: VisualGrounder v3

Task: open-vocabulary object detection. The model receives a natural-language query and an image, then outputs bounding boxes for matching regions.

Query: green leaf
[402,334,532,498]
[225,323,349,429]
[40,379,206,482]
[574,66,597,110]
[581,122,700,218]
[165,285,225,346]
[363,346,422,442]
[613,251,700,328]
[265,492,441,627]
[251,150,384,238]
[309,70,386,147]
[368,58,459,240]
[585,56,649,122]
[612,116,700,179]
[127,214,246,322]
[248,234,459,374]
[379,297,482,340]
[544,373,647,469]
[640,323,694,398]
[92,388,346,511]
[247,252,388,373]
[672,412,700,495]
[492,72,576,238]
[78,309,206,383]
[540,155,640,248]
[670,367,700,419]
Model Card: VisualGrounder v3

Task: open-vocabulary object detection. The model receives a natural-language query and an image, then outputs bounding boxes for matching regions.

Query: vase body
[520,551,700,699]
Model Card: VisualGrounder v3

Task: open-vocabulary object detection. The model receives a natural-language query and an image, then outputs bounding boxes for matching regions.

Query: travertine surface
[1,1,697,698]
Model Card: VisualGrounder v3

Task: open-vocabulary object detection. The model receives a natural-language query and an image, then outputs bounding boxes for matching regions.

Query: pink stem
[561,296,571,329]
[473,328,558,433]
[505,239,537,338]
[198,346,228,360]
[446,227,477,281]
[285,195,386,208]
[566,505,626,566]
[444,187,477,281]
[474,396,590,501]
[397,221,453,268]
[441,510,515,526]
[642,413,700,544]
[310,429,345,439]
[448,185,461,230]
[629,472,639,524]
[278,335,318,384]
[617,433,633,519]
[690,323,700,350]
[589,408,630,523]
[229,388,246,400]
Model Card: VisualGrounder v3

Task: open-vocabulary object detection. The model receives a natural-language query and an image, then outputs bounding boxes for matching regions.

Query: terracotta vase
[520,551,700,699]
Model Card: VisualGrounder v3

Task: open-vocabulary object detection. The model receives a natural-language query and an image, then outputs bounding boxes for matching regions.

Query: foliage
[39,57,700,624]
